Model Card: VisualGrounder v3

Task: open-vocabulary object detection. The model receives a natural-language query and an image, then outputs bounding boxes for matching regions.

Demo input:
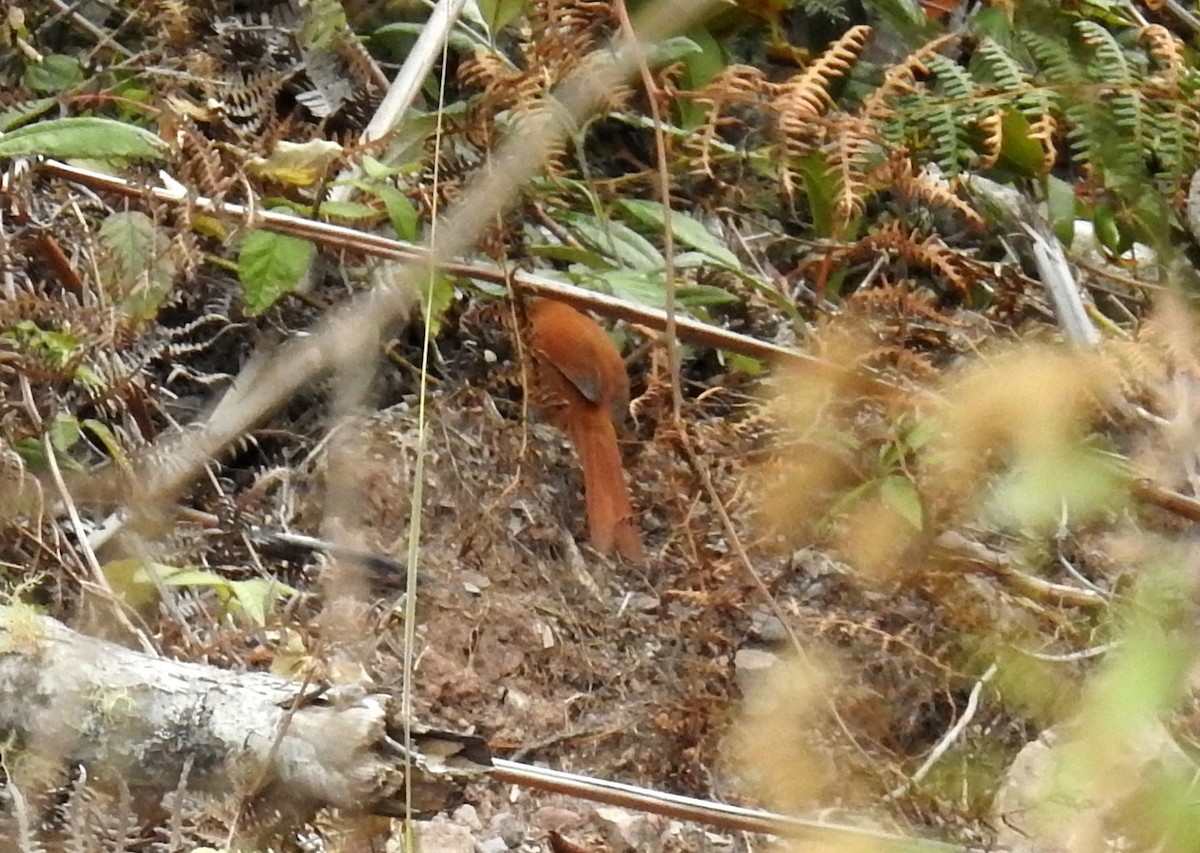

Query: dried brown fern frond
[862,33,958,121]
[1139,24,1186,83]
[859,221,977,298]
[888,154,986,232]
[528,0,613,70]
[829,115,875,228]
[685,64,769,178]
[976,111,1003,169]
[1027,112,1059,173]
[458,0,625,167]
[773,26,871,199]
[773,25,872,124]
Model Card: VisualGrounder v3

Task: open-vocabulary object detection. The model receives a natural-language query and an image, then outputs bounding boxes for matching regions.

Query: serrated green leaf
[23,54,83,93]
[617,199,741,268]
[48,413,81,454]
[0,116,168,160]
[237,227,317,315]
[0,97,55,132]
[98,210,176,319]
[422,275,456,336]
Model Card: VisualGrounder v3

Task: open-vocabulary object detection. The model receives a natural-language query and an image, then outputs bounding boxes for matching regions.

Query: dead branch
[0,606,488,822]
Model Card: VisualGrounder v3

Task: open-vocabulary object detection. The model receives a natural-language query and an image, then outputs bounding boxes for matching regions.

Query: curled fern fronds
[773,25,872,197]
[1139,24,1185,83]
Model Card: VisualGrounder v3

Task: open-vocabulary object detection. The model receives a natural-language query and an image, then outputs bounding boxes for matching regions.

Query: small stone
[411,819,474,853]
[489,810,524,848]
[734,647,780,692]
[453,804,482,830]
[748,608,789,643]
[503,687,531,712]
[593,805,661,852]
[475,837,508,853]
[531,806,584,833]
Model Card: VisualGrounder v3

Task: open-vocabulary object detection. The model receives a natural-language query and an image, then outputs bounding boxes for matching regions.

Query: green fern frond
[1075,21,1132,84]
[925,53,974,103]
[1020,30,1081,84]
[797,0,852,21]
[927,105,973,171]
[975,38,1029,92]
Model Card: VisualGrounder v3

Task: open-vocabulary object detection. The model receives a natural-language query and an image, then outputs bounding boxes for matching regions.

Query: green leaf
[994,109,1046,176]
[797,153,836,238]
[23,54,84,93]
[1093,204,1131,256]
[478,0,525,33]
[617,199,741,268]
[527,244,609,268]
[0,97,56,132]
[0,116,168,160]
[159,568,231,591]
[725,352,765,376]
[988,442,1125,530]
[373,184,420,241]
[82,419,130,471]
[318,200,381,222]
[1046,175,1077,246]
[677,283,739,307]
[104,559,187,608]
[48,413,81,454]
[562,212,663,270]
[237,227,317,315]
[646,36,703,67]
[247,139,343,186]
[228,578,296,627]
[675,27,725,127]
[98,210,176,319]
[421,275,456,337]
[576,267,667,304]
[879,475,924,529]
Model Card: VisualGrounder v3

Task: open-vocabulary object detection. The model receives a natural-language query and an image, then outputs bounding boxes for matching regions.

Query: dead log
[0,606,489,825]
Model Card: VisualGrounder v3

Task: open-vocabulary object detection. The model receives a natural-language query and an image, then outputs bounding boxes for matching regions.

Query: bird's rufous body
[526,298,644,560]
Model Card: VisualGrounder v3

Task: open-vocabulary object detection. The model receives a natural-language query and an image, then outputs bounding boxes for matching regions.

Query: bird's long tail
[569,411,644,560]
